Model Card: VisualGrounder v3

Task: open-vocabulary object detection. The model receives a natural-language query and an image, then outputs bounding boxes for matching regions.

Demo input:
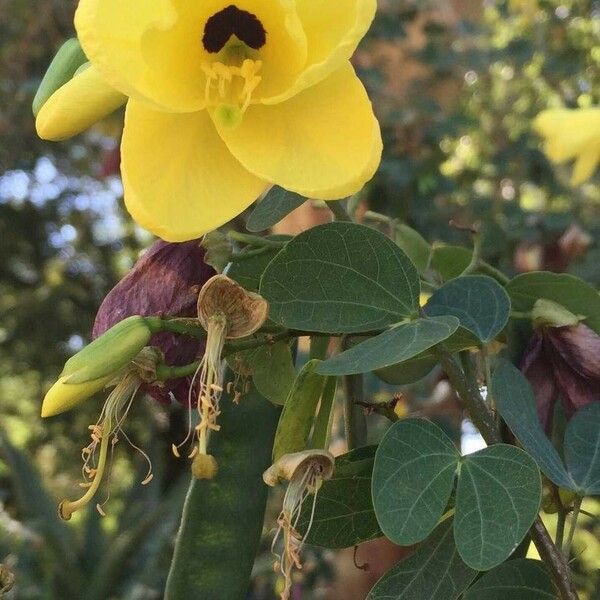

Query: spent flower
[521,299,600,432]
[263,450,334,600]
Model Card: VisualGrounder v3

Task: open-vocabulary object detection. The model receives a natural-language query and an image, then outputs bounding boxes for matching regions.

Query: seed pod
[191,453,219,480]
[32,38,87,116]
[197,274,269,339]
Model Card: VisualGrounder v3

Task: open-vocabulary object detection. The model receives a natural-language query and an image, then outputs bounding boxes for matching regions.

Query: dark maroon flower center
[202,5,267,53]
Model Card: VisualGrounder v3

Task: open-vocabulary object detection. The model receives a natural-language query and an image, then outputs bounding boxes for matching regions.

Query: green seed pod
[32,38,87,116]
[165,377,280,600]
[61,315,153,384]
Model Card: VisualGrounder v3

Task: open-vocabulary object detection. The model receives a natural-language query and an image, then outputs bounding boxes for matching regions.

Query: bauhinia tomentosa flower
[263,450,334,600]
[35,0,382,242]
[533,107,600,186]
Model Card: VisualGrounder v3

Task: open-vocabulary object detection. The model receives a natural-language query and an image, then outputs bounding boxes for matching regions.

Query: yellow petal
[263,0,377,104]
[75,0,185,111]
[121,102,267,242]
[36,65,126,141]
[571,145,600,186]
[42,375,112,418]
[533,108,600,163]
[76,0,307,112]
[214,62,381,200]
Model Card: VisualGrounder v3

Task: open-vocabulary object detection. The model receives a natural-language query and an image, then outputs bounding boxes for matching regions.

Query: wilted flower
[521,299,600,432]
[93,239,215,405]
[35,0,382,242]
[263,450,334,600]
[533,108,600,186]
[181,274,268,477]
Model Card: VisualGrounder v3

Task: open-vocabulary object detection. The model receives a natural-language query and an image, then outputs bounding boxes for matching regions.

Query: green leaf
[375,327,479,385]
[431,245,472,280]
[491,360,572,488]
[506,272,600,334]
[246,187,306,232]
[300,447,383,548]
[372,419,459,545]
[249,341,296,406]
[463,559,555,600]
[366,519,477,600]
[260,222,420,333]
[455,445,542,571]
[316,316,459,375]
[564,403,600,495]
[272,360,328,461]
[228,235,291,292]
[395,223,432,272]
[425,276,511,343]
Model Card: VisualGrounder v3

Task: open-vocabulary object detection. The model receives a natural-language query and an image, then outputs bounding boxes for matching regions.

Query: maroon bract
[93,240,215,404]
[521,323,600,432]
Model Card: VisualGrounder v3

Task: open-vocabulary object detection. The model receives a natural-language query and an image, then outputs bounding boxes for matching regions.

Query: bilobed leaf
[301,447,382,548]
[431,245,472,280]
[463,559,556,600]
[249,341,296,406]
[372,419,459,545]
[246,187,306,232]
[425,276,510,343]
[375,327,479,385]
[506,272,600,334]
[455,444,542,571]
[272,360,328,461]
[366,519,477,600]
[260,222,420,333]
[564,403,600,495]
[395,223,432,272]
[491,360,572,488]
[316,316,459,375]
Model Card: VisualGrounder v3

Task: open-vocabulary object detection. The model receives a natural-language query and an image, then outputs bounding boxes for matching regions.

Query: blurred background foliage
[0,0,598,598]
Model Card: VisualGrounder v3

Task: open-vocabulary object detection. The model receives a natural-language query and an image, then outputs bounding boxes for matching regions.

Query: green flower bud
[32,38,87,116]
[532,298,582,328]
[61,316,155,385]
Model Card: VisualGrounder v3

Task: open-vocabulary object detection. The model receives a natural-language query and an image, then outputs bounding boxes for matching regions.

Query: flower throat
[201,5,267,127]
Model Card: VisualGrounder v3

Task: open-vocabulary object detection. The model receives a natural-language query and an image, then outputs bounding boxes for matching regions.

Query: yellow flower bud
[42,374,114,418]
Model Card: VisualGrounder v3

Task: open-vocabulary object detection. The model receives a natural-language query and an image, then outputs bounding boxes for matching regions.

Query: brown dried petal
[197,274,269,339]
[546,323,600,382]
[93,240,215,404]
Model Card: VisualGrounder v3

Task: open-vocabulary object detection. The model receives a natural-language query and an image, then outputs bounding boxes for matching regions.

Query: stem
[511,310,533,320]
[329,200,352,222]
[342,373,368,450]
[556,506,567,551]
[227,231,287,248]
[155,330,293,381]
[231,247,271,261]
[460,232,483,277]
[477,261,510,285]
[434,344,579,600]
[563,497,583,560]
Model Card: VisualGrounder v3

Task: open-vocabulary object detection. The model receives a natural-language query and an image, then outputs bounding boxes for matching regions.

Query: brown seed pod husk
[191,453,219,480]
[263,450,335,487]
[197,274,269,339]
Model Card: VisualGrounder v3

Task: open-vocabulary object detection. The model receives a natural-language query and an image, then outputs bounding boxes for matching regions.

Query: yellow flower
[36,1,382,242]
[533,108,600,186]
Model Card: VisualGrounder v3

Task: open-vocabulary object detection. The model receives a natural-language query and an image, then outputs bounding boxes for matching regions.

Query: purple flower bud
[93,240,216,404]
[521,323,600,433]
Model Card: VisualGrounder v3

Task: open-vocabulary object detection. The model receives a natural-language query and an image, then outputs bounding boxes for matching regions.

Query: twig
[329,200,352,222]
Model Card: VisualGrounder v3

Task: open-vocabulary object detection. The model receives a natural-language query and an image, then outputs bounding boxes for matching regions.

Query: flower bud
[0,564,15,595]
[42,316,153,417]
[32,38,87,116]
[532,299,581,329]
